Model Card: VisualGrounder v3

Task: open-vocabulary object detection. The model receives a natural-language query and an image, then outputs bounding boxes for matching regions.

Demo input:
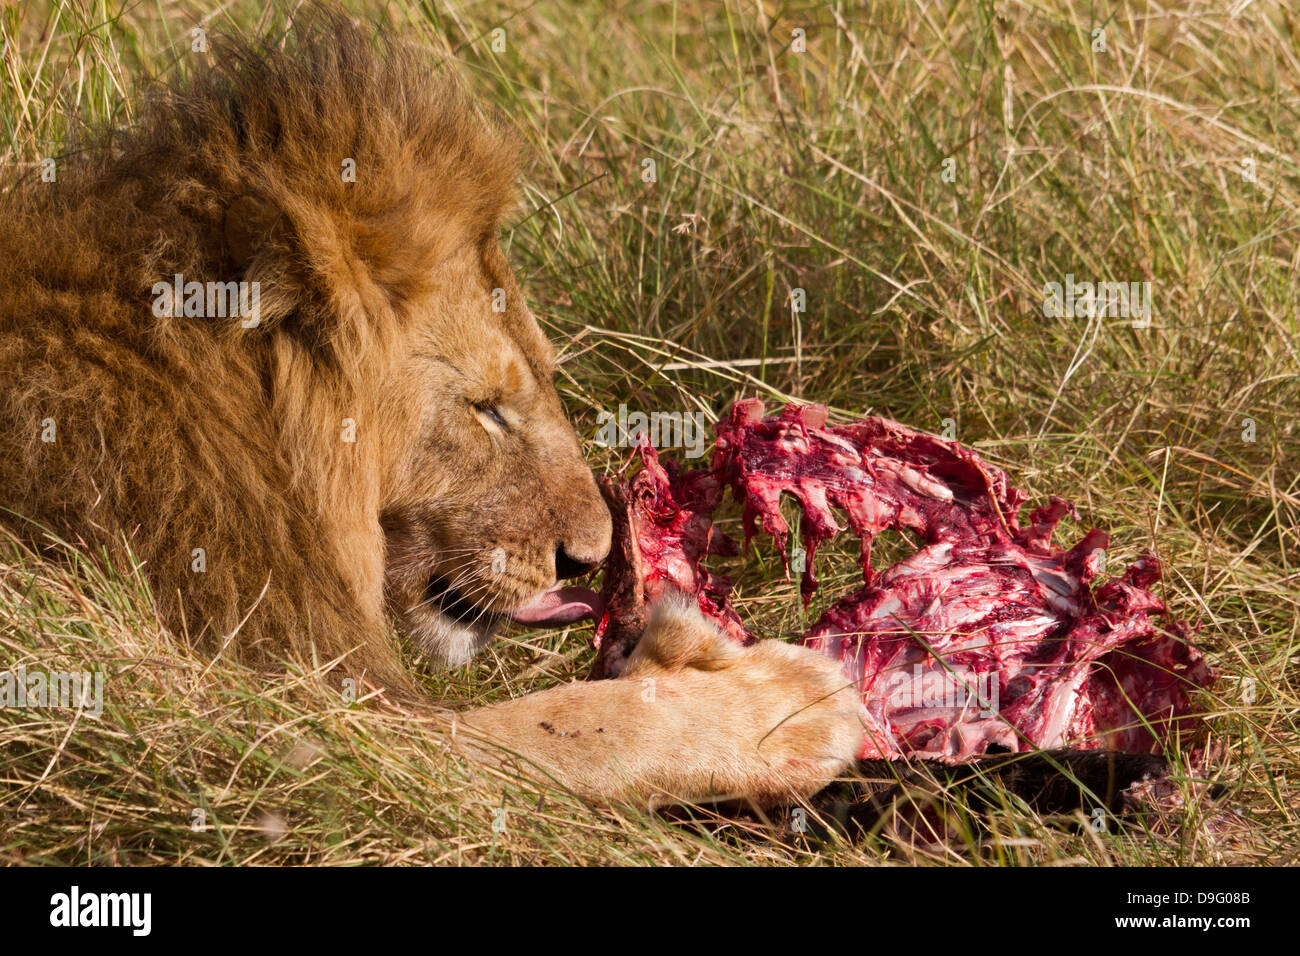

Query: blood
[592,399,1214,761]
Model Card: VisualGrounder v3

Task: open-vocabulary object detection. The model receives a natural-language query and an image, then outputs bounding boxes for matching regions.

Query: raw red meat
[590,447,749,680]
[592,399,1214,762]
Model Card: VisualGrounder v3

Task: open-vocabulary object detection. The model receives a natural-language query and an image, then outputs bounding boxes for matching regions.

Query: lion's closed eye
[473,401,510,432]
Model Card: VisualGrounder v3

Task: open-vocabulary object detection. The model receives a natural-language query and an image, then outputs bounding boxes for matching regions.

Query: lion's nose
[552,470,612,579]
[555,545,600,580]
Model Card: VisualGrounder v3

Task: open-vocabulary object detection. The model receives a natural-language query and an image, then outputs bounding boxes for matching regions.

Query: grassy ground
[1,0,1296,864]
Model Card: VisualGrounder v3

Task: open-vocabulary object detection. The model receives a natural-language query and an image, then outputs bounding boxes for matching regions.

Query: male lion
[0,14,861,806]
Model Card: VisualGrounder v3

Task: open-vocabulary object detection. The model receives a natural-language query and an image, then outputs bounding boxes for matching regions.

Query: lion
[0,11,861,807]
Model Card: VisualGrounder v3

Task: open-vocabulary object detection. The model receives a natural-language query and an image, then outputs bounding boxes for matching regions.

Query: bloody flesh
[593,399,1214,761]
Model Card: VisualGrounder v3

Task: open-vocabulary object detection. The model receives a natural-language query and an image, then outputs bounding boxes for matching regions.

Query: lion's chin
[403,602,502,667]
[389,572,508,667]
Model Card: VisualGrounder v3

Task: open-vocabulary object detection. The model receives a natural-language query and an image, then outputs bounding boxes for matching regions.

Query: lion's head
[375,236,613,666]
[0,11,610,680]
[214,19,613,667]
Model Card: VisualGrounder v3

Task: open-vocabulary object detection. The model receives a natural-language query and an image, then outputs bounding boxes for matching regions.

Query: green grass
[1,0,1296,864]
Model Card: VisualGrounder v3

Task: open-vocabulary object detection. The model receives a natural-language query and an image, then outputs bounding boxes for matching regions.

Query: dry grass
[1,0,1296,864]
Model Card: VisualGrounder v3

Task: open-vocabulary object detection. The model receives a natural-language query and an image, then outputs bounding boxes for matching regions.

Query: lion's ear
[223,195,299,330]
[224,195,281,269]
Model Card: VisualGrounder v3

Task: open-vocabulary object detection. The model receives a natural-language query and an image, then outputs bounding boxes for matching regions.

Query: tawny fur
[463,596,863,806]
[0,10,861,804]
[0,13,551,691]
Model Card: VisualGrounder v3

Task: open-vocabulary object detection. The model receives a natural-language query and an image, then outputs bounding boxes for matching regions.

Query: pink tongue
[510,585,604,626]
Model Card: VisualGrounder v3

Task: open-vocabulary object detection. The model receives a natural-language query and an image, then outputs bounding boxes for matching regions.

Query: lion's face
[377,237,611,665]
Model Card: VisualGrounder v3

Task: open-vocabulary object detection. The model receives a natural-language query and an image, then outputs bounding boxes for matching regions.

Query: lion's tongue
[510,585,604,626]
